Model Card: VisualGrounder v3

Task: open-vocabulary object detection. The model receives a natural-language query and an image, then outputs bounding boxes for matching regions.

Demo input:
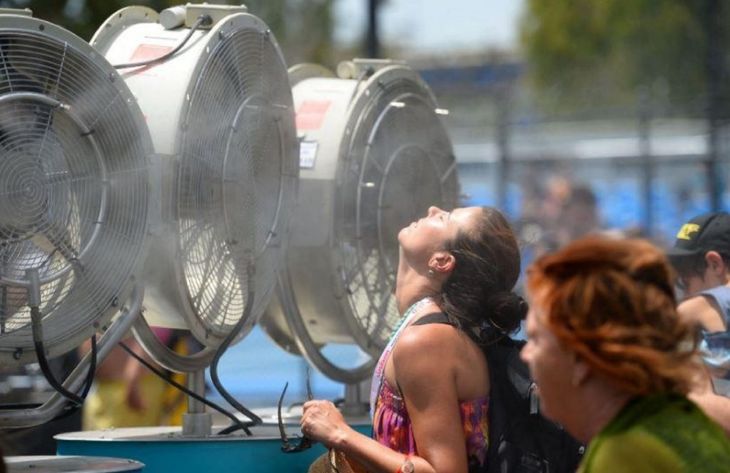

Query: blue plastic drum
[56,423,370,473]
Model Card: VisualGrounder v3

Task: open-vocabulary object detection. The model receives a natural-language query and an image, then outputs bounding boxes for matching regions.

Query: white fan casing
[91,6,298,349]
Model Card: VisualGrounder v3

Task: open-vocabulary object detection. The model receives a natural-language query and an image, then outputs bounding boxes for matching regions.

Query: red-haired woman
[522,237,730,472]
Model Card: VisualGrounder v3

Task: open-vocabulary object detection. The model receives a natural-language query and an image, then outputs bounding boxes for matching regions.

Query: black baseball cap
[667,211,730,257]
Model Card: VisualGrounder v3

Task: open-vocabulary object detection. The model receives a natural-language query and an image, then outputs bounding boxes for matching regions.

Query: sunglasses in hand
[278,367,316,453]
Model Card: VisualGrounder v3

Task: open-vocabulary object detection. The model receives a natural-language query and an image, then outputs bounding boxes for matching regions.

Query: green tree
[521,0,726,114]
[0,1,178,40]
[0,0,335,65]
[245,0,334,65]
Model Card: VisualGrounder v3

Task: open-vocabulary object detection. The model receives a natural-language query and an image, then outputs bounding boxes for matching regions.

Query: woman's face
[398,206,481,261]
[521,296,578,426]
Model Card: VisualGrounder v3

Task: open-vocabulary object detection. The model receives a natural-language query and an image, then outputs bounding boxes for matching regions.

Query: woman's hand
[301,399,349,448]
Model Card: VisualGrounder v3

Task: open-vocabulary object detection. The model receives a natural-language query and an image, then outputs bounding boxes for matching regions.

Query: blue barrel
[56,422,371,473]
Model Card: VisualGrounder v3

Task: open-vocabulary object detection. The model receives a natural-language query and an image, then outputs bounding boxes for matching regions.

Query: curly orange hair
[526,237,700,396]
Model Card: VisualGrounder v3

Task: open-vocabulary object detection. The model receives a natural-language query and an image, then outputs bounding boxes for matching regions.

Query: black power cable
[30,305,97,411]
[112,14,213,70]
[210,259,263,435]
[119,258,263,436]
[51,334,97,422]
[118,340,253,436]
[0,330,95,417]
[2,337,97,418]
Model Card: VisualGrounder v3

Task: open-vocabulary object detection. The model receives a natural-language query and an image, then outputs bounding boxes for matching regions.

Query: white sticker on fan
[300,141,318,169]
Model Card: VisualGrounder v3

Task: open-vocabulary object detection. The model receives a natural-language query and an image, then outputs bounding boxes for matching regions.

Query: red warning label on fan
[296,100,331,130]
[130,44,174,62]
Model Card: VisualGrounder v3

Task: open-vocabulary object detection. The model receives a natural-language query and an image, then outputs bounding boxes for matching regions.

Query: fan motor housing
[262,60,459,360]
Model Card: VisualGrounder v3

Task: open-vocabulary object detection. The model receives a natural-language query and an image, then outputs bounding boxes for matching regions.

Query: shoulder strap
[699,286,730,327]
[412,312,453,326]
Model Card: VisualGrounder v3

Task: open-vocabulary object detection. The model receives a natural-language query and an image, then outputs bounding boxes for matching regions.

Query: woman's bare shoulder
[678,295,725,332]
[398,320,461,353]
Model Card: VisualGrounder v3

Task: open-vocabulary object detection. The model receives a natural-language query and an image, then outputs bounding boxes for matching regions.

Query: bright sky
[333,0,526,54]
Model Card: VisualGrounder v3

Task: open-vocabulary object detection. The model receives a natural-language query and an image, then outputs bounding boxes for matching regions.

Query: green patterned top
[579,394,730,473]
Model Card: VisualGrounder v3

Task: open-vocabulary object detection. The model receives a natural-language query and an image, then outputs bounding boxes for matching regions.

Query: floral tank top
[370,298,490,469]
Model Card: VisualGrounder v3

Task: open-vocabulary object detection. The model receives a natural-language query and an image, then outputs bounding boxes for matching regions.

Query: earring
[428,269,435,276]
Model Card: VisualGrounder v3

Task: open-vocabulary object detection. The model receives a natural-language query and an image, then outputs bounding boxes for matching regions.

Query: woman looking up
[521,237,730,473]
[301,206,526,473]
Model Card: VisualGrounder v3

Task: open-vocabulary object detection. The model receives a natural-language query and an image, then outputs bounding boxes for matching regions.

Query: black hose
[49,334,98,421]
[118,340,253,435]
[209,259,263,435]
[114,257,262,436]
[30,305,96,409]
[79,334,97,400]
[112,14,213,70]
[50,334,98,422]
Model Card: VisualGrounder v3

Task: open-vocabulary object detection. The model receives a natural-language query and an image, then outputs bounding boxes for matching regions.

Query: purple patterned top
[372,380,490,468]
[369,298,490,468]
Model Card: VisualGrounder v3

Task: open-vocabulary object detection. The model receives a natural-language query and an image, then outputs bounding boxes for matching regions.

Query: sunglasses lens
[282,438,312,453]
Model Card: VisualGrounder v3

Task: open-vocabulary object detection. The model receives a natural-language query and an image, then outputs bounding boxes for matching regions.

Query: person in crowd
[522,236,730,472]
[516,175,573,257]
[301,206,526,473]
[555,184,601,245]
[82,328,187,429]
[518,177,604,261]
[667,211,730,434]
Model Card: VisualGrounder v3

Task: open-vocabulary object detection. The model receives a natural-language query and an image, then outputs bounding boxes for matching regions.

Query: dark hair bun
[487,292,527,334]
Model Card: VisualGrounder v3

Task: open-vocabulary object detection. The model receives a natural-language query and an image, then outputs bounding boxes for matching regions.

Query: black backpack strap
[412,312,487,347]
[412,312,453,326]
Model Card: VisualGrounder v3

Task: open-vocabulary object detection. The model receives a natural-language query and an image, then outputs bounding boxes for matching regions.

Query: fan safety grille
[338,77,458,351]
[178,24,297,339]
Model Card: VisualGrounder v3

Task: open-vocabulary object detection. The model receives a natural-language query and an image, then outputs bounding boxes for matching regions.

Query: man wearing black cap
[668,211,730,435]
[668,211,730,332]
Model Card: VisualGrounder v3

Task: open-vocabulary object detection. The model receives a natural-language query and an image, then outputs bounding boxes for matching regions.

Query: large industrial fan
[57,4,305,473]
[260,59,460,388]
[89,4,298,356]
[0,9,153,428]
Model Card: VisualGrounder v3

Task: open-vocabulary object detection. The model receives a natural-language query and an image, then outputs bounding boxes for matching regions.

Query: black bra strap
[412,312,453,326]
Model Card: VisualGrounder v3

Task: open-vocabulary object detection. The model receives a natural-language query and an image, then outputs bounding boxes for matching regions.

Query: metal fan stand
[0,284,144,428]
[131,313,216,435]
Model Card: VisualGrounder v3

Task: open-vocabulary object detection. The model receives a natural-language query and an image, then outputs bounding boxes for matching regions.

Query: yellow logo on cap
[676,223,700,240]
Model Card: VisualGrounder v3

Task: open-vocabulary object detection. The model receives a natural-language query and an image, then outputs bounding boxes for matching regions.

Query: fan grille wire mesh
[178,26,296,338]
[337,78,458,351]
[0,27,150,357]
